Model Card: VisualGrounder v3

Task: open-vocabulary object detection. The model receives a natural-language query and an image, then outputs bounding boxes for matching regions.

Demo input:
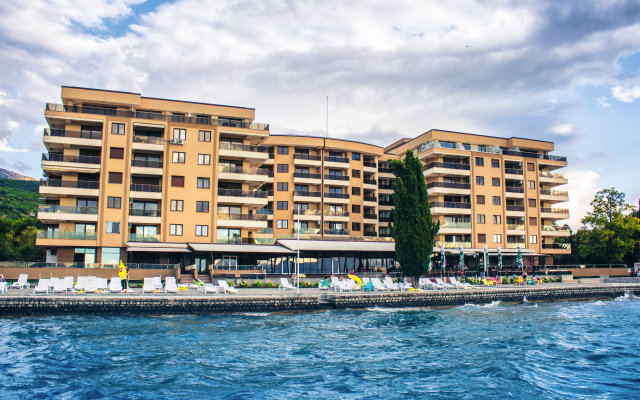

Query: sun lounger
[449,277,471,289]
[383,277,400,291]
[142,277,155,293]
[152,276,163,292]
[418,277,437,290]
[218,280,237,294]
[165,277,178,293]
[370,277,387,291]
[52,277,68,293]
[11,274,30,289]
[75,276,88,291]
[330,276,342,291]
[280,278,296,290]
[200,283,218,293]
[63,276,74,292]
[109,277,123,293]
[34,279,50,293]
[84,277,99,293]
[342,279,359,291]
[436,278,455,289]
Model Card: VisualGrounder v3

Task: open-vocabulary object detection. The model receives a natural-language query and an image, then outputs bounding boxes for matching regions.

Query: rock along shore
[0,284,638,316]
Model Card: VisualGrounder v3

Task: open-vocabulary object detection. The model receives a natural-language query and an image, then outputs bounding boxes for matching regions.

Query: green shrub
[265,282,274,288]
[502,277,509,284]
[254,280,263,288]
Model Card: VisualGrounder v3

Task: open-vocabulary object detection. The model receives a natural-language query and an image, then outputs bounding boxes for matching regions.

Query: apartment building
[36,87,570,273]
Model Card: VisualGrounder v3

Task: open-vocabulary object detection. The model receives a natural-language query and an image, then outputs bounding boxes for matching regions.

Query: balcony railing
[294,172,322,179]
[427,182,471,190]
[363,161,377,168]
[42,153,101,164]
[129,209,161,217]
[256,228,274,234]
[324,174,349,181]
[542,243,571,250]
[46,103,269,131]
[539,171,567,180]
[506,224,525,231]
[325,156,349,163]
[441,221,471,229]
[379,198,393,205]
[294,228,321,235]
[378,216,393,222]
[128,233,160,242]
[363,179,377,185]
[436,241,472,249]
[131,159,163,168]
[45,128,102,140]
[294,209,321,216]
[37,231,97,240]
[217,213,268,221]
[130,183,162,193]
[541,208,569,214]
[379,183,394,190]
[424,162,470,171]
[363,196,377,202]
[255,208,274,215]
[324,211,350,217]
[378,166,392,173]
[505,168,523,175]
[540,189,569,197]
[363,213,377,220]
[429,202,472,209]
[542,226,571,232]
[40,179,99,189]
[505,186,524,193]
[324,229,350,235]
[506,205,525,212]
[218,189,268,198]
[293,153,322,161]
[325,192,350,199]
[132,135,164,145]
[294,191,322,197]
[218,165,270,175]
[502,149,567,162]
[506,243,526,249]
[219,142,269,153]
[38,205,98,214]
[364,232,377,237]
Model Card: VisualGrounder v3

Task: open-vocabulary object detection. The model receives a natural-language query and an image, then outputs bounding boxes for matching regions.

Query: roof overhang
[126,242,190,252]
[277,239,395,252]
[188,243,295,254]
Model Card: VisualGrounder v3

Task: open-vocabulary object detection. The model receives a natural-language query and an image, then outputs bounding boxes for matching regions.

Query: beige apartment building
[36,86,570,274]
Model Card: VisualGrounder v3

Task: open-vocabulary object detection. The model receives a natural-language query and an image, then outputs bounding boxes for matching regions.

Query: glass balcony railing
[130,184,162,193]
[218,189,268,198]
[294,191,322,197]
[542,226,571,232]
[132,135,164,145]
[505,168,523,175]
[37,231,97,240]
[540,189,569,197]
[436,241,472,249]
[505,186,524,193]
[539,171,567,180]
[424,162,470,171]
[324,229,350,235]
[506,224,525,231]
[294,228,320,235]
[38,205,98,214]
[129,209,161,217]
[294,209,321,216]
[131,159,163,168]
[219,142,269,153]
[324,174,349,181]
[506,243,526,249]
[293,153,322,161]
[324,211,350,217]
[427,182,471,190]
[325,156,349,163]
[128,233,160,242]
[363,179,377,185]
[325,192,349,199]
[363,213,378,220]
[294,172,322,179]
[429,202,471,209]
[45,128,102,140]
[440,221,471,229]
[542,243,571,250]
[541,208,569,214]
[42,153,101,164]
[217,213,268,221]
[218,165,270,175]
[40,179,99,189]
[256,227,273,234]
[363,161,377,168]
[506,205,525,212]
[363,196,377,202]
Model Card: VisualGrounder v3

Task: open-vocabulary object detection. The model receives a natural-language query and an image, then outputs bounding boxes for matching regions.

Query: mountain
[0,167,36,181]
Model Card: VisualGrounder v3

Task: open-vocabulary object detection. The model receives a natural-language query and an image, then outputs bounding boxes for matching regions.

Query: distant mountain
[0,167,36,181]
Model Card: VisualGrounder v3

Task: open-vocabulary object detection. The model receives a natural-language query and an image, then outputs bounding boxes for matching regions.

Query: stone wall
[0,267,173,281]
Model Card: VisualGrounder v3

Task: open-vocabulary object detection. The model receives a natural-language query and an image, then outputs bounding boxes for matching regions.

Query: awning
[133,122,165,129]
[189,243,295,254]
[277,239,395,252]
[127,242,190,253]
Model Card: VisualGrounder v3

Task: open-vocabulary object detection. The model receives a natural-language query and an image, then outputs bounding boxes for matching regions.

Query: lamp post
[483,244,488,278]
[296,208,300,294]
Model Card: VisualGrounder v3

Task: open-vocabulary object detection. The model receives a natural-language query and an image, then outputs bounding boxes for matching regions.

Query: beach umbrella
[440,245,446,272]
[483,244,488,276]
[516,244,523,270]
[458,243,465,270]
[497,246,502,271]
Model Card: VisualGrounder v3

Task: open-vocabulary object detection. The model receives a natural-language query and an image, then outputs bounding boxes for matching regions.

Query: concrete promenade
[1,283,638,316]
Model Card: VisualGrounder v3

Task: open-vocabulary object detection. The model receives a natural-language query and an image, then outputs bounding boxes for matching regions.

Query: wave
[458,300,503,309]
[523,296,530,303]
[240,312,271,316]
[615,292,638,301]
[366,306,428,313]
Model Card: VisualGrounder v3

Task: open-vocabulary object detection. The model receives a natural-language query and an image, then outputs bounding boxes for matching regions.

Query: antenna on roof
[326,96,329,138]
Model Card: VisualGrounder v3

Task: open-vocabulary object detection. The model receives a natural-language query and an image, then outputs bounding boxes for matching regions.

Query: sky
[0,0,638,229]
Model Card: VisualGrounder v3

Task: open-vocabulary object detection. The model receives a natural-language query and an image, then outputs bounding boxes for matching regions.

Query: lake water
[1,295,639,399]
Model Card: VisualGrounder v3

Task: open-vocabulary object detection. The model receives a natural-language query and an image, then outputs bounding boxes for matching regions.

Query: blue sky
[0,0,638,229]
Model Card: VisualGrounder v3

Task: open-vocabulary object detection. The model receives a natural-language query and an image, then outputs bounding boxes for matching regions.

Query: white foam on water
[615,292,638,301]
[523,296,530,303]
[366,306,427,313]
[480,300,502,308]
[592,300,606,306]
[241,312,271,316]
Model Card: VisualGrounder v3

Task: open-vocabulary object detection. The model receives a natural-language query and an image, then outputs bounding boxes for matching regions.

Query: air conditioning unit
[170,138,177,144]
[177,139,184,145]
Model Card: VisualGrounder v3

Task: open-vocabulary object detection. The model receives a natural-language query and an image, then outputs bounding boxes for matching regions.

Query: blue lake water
[1,295,640,399]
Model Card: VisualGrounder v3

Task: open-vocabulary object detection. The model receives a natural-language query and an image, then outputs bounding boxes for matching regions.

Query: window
[109,147,124,159]
[197,177,209,189]
[108,172,122,184]
[475,157,484,167]
[170,224,183,236]
[492,178,500,187]
[199,130,211,142]
[277,164,289,173]
[477,214,486,224]
[352,205,361,213]
[352,222,361,231]
[463,143,471,150]
[277,201,288,210]
[492,196,501,205]
[195,225,209,236]
[529,235,537,244]
[493,234,502,243]
[491,159,500,168]
[528,180,536,189]
[106,221,120,234]
[352,152,361,160]
[476,176,485,185]
[440,141,455,149]
[493,215,502,224]
[352,169,361,178]
[529,217,537,226]
[528,198,537,208]
[476,195,485,204]
[277,182,288,191]
[196,201,209,213]
[111,123,125,135]
[478,145,487,152]
[101,247,120,265]
[170,200,183,211]
[527,162,535,171]
[171,175,184,187]
[198,154,211,165]
[276,219,288,229]
[172,152,185,163]
[277,146,289,155]
[173,128,186,140]
[352,187,361,196]
[107,196,121,209]
[478,234,486,243]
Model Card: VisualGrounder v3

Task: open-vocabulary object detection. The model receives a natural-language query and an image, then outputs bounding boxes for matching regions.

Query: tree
[582,188,634,228]
[390,150,439,287]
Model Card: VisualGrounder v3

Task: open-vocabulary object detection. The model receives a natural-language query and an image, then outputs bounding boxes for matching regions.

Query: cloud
[0,138,28,153]
[611,84,640,102]
[550,123,575,135]
[565,169,600,230]
[11,159,31,173]
[596,96,611,108]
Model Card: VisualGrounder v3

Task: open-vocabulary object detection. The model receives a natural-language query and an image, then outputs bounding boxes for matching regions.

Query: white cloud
[565,169,600,230]
[611,84,640,103]
[550,123,575,135]
[0,138,28,153]
[596,96,611,108]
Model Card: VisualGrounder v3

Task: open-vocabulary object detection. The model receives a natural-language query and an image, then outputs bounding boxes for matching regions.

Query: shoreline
[1,283,639,316]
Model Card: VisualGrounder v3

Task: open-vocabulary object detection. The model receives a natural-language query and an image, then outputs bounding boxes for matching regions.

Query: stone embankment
[0,284,638,316]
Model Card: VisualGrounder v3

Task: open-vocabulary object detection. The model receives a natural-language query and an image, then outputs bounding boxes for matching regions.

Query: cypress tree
[390,150,439,287]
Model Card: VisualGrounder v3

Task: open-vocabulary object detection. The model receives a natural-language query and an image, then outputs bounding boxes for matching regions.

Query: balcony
[363,196,378,206]
[293,153,322,167]
[423,162,470,177]
[217,213,268,229]
[293,172,322,184]
[324,229,350,236]
[501,149,567,163]
[218,142,269,161]
[36,230,98,246]
[131,159,163,175]
[506,243,526,249]
[293,209,322,221]
[128,233,160,243]
[130,183,162,200]
[324,210,350,222]
[505,186,525,198]
[294,228,321,235]
[506,224,525,234]
[504,168,523,178]
[363,161,377,172]
[217,165,270,185]
[429,202,472,215]
[542,243,571,254]
[540,208,570,220]
[37,205,99,223]
[128,208,162,224]
[324,174,350,186]
[378,166,394,178]
[540,189,569,203]
[438,221,471,234]
[435,241,472,249]
[324,156,349,168]
[364,231,377,237]
[39,179,99,198]
[132,135,164,151]
[43,128,102,149]
[506,205,525,216]
[293,191,322,203]
[324,192,350,204]
[41,153,101,173]
[363,213,378,221]
[217,189,268,207]
[541,225,571,237]
[426,181,471,195]
[539,171,568,186]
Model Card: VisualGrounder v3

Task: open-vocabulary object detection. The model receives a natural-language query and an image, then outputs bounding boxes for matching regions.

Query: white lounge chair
[330,276,343,291]
[201,283,219,293]
[109,277,123,293]
[142,277,155,293]
[383,277,400,291]
[10,274,30,289]
[63,276,75,292]
[370,277,387,291]
[53,278,67,293]
[152,276,163,292]
[449,277,472,289]
[84,277,98,293]
[342,279,358,291]
[165,277,178,293]
[436,278,455,289]
[280,278,295,291]
[0,282,7,294]
[218,280,237,294]
[34,279,50,293]
[419,278,437,290]
[75,276,88,291]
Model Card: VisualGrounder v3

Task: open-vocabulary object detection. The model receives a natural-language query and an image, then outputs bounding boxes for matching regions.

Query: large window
[172,152,185,163]
[111,123,125,135]
[107,196,121,209]
[196,201,209,213]
[169,224,183,236]
[173,128,186,140]
[195,225,209,237]
[198,154,211,165]
[101,247,120,265]
[197,177,210,189]
[199,130,211,142]
[217,228,241,244]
